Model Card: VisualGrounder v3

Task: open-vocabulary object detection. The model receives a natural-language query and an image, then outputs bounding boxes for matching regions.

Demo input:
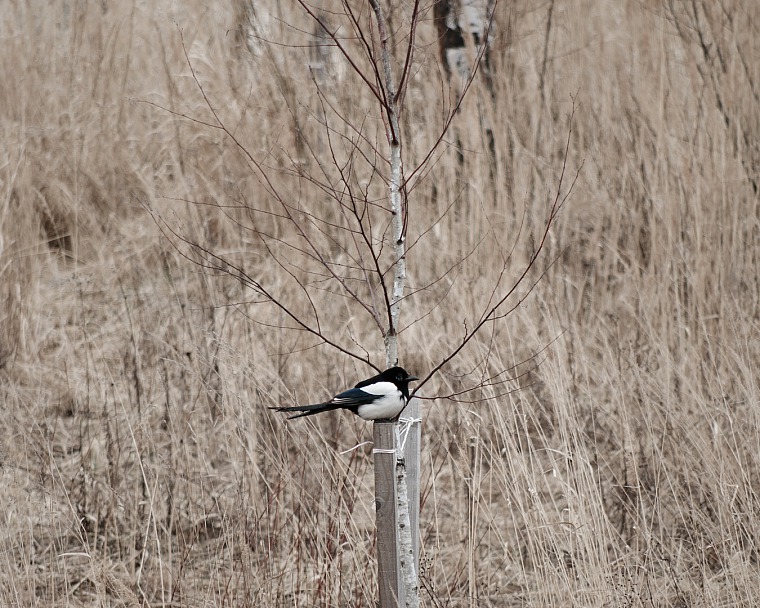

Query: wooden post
[374,421,401,608]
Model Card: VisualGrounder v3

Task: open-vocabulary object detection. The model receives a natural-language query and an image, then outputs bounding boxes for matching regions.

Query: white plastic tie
[339,441,372,455]
[396,416,422,454]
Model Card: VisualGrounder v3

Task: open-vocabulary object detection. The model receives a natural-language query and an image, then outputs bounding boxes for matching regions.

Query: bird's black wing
[328,387,382,408]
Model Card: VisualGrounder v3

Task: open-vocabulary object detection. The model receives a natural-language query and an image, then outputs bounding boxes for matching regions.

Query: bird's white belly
[357,393,406,420]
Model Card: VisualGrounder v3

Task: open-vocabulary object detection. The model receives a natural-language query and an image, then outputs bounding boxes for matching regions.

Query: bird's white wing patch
[358,381,397,396]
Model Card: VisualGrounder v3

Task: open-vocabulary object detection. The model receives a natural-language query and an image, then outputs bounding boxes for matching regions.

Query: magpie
[273,366,419,421]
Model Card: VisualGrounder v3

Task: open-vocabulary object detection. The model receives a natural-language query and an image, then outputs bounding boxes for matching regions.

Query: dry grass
[2,0,760,606]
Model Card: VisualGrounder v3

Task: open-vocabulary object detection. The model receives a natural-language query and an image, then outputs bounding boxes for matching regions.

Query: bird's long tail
[272,402,342,420]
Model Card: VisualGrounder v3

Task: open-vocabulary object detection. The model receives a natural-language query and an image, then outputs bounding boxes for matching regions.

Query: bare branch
[295,0,385,104]
[404,3,498,192]
[143,200,379,371]
[412,101,582,397]
[395,0,422,107]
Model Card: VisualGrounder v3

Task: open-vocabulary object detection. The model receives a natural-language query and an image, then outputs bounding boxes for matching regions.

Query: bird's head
[384,366,419,386]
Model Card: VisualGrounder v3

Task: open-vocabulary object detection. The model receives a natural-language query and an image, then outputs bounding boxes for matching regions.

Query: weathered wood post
[374,421,401,607]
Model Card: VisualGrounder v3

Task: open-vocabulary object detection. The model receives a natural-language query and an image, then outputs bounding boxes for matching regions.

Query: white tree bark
[369,3,419,607]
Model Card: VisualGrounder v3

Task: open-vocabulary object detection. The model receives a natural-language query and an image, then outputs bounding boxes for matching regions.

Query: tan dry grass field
[1,1,760,606]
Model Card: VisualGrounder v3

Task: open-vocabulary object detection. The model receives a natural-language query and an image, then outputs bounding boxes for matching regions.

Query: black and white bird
[273,366,419,421]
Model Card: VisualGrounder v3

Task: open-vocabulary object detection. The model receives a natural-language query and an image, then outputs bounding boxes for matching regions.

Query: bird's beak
[407,375,419,382]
